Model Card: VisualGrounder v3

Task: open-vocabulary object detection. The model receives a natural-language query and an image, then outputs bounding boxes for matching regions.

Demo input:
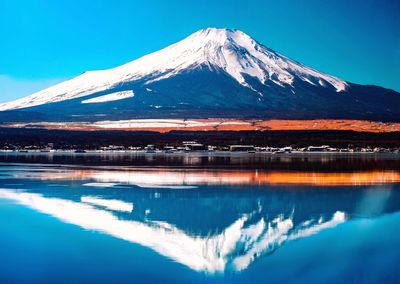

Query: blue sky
[0,0,399,103]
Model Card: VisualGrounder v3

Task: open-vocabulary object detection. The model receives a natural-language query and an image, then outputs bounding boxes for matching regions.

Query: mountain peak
[185,27,254,49]
[193,27,239,35]
[190,27,242,40]
[175,28,347,91]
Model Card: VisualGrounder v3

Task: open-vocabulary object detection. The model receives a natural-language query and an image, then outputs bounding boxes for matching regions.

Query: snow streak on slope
[91,119,249,129]
[0,28,347,111]
[81,90,134,104]
[81,195,134,212]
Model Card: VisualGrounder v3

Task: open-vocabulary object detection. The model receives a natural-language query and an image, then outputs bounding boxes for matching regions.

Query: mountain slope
[0,28,399,122]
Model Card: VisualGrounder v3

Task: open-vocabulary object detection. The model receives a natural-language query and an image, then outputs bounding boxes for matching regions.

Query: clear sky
[0,0,399,102]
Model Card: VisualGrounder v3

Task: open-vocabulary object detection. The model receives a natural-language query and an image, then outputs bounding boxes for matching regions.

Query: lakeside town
[1,141,399,154]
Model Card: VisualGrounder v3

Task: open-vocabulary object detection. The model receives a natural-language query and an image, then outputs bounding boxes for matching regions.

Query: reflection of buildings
[0,188,345,273]
[13,166,400,186]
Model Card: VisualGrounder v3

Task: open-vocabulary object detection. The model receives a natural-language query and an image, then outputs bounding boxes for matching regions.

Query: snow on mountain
[0,28,348,111]
[81,90,134,104]
[91,119,250,129]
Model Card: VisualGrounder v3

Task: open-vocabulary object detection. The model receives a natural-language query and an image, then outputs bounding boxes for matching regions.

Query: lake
[0,153,399,283]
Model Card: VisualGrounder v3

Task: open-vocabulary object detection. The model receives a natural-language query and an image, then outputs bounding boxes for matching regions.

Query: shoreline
[1,150,399,157]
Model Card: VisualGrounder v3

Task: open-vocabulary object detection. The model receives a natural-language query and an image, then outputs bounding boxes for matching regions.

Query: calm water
[0,154,400,283]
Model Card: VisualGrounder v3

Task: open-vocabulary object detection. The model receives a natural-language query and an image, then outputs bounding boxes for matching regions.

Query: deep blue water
[0,160,399,283]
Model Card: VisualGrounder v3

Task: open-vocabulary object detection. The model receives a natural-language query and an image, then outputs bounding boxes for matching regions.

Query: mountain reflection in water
[0,162,399,275]
[0,188,347,273]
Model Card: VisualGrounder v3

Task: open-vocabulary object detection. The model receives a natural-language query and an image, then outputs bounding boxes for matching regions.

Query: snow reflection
[0,188,345,273]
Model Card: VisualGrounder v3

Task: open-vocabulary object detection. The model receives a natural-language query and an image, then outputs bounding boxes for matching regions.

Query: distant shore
[1,150,399,172]
[1,128,399,150]
[0,149,400,154]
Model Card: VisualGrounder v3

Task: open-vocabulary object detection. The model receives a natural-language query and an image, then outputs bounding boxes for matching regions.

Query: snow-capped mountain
[0,28,399,122]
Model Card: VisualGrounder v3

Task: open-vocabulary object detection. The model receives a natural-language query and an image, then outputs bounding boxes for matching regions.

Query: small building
[185,143,207,151]
[307,145,330,152]
[182,141,198,145]
[145,144,157,153]
[163,146,177,153]
[208,145,217,152]
[101,145,125,151]
[229,145,255,152]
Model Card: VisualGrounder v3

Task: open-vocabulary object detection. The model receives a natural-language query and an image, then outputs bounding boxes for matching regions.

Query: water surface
[0,154,399,283]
